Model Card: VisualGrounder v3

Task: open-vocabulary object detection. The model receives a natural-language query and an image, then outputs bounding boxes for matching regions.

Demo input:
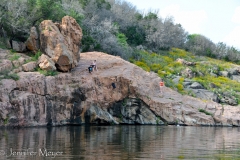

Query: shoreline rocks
[1,52,240,127]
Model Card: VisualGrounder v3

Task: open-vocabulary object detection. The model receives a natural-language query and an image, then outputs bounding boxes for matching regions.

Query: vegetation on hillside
[132,48,240,105]
[1,0,239,61]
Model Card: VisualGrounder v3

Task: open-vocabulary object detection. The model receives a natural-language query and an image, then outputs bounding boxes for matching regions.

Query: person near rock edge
[111,78,116,89]
[91,60,97,71]
[159,79,164,94]
[88,65,93,73]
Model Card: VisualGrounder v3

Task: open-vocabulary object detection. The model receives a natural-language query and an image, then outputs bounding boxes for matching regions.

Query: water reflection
[0,126,240,160]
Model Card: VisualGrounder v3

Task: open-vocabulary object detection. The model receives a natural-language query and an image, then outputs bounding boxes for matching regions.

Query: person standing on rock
[91,60,97,71]
[159,79,165,94]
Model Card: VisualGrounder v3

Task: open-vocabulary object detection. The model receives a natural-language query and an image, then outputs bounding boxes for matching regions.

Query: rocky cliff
[1,51,240,127]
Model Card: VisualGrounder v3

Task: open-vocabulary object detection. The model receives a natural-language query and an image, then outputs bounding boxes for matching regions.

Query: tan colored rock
[60,16,82,63]
[181,67,194,78]
[38,54,56,71]
[176,58,196,66]
[26,27,39,52]
[22,61,37,72]
[52,43,73,71]
[39,16,82,72]
[12,60,20,68]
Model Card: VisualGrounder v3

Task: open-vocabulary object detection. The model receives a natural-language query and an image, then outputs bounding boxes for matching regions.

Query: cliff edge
[1,51,240,127]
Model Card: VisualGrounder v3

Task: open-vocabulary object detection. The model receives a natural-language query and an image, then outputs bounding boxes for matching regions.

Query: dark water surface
[0,126,240,160]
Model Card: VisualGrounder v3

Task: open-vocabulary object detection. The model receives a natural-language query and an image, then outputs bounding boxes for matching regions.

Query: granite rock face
[1,52,240,127]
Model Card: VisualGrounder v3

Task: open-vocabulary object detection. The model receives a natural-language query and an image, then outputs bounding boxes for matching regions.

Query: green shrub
[157,70,166,77]
[32,50,42,61]
[176,83,184,91]
[9,53,20,61]
[4,117,9,125]
[0,38,7,49]
[0,70,19,81]
[117,33,128,47]
[26,50,42,63]
[10,49,16,54]
[134,61,150,72]
[179,77,184,83]
[7,73,20,81]
[36,67,58,76]
[150,64,162,72]
[156,116,161,124]
[163,78,175,89]
[198,109,212,116]
[186,90,196,97]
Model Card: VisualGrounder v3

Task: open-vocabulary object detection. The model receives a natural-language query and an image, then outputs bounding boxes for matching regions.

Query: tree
[145,16,187,50]
[0,0,66,41]
[185,34,216,57]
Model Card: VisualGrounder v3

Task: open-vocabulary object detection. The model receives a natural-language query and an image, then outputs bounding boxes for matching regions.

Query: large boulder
[39,16,82,72]
[60,16,82,62]
[189,82,204,89]
[26,27,39,52]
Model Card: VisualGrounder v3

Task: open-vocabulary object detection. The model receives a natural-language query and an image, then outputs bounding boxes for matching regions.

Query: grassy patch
[9,53,20,61]
[10,49,16,54]
[4,117,9,125]
[198,109,212,116]
[0,70,19,81]
[156,116,161,125]
[35,67,58,76]
[177,155,185,159]
[25,50,42,63]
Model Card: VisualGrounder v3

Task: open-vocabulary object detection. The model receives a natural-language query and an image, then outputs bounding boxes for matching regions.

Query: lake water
[0,125,240,160]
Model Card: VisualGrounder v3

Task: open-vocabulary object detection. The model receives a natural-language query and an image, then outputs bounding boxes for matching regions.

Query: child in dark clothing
[88,66,93,73]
